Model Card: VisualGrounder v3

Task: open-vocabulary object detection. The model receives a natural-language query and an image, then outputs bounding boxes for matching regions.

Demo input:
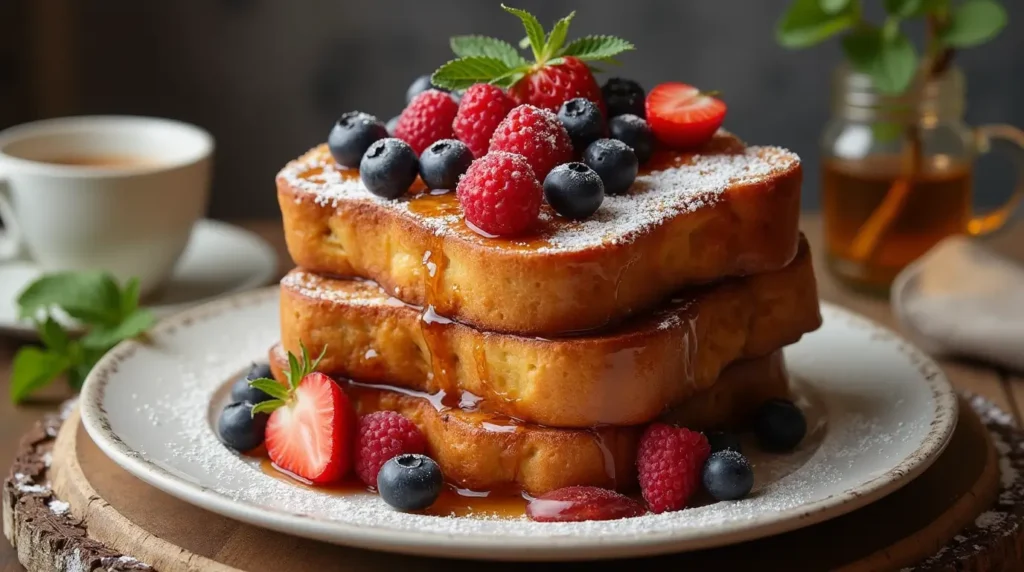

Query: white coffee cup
[0,116,213,297]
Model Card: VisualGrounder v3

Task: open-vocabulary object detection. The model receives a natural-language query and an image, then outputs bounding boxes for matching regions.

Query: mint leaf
[18,271,121,326]
[941,0,1007,48]
[558,35,635,62]
[884,0,923,17]
[449,35,527,68]
[252,399,285,416]
[285,350,301,389]
[248,378,289,401]
[431,57,515,90]
[501,5,546,61]
[38,316,69,353]
[80,308,155,350]
[10,347,70,403]
[843,27,918,94]
[820,0,852,14]
[872,121,905,143]
[120,277,141,318]
[777,0,859,48]
[543,11,575,60]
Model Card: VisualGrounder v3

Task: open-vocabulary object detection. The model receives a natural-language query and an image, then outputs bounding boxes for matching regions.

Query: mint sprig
[10,272,155,403]
[247,342,326,416]
[431,5,635,91]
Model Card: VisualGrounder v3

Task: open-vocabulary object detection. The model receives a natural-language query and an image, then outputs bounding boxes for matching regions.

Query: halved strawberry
[249,344,355,484]
[645,83,727,149]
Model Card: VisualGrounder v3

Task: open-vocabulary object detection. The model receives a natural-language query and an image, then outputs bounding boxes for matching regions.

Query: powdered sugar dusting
[278,131,799,253]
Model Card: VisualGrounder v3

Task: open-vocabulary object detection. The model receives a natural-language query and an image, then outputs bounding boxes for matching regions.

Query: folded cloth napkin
[891,236,1024,372]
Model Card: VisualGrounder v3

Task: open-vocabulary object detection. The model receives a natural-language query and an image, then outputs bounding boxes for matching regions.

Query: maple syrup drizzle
[589,429,618,489]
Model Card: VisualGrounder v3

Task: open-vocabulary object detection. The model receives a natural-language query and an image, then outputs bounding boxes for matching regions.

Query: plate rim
[78,290,959,561]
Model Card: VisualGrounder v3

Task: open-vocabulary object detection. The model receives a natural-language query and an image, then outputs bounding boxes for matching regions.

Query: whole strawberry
[453,83,516,159]
[394,89,459,155]
[430,6,634,117]
[456,151,542,236]
[355,411,428,487]
[488,104,573,180]
[636,423,711,513]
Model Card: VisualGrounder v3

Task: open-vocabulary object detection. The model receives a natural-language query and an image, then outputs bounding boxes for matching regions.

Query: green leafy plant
[430,4,634,90]
[777,0,1007,94]
[10,272,155,403]
[246,342,326,416]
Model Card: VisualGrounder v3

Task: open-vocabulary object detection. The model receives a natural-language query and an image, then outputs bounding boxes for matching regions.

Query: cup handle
[968,124,1024,236]
[0,176,22,261]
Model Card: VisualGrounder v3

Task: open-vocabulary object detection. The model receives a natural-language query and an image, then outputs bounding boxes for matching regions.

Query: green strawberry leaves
[245,342,327,416]
[431,5,634,91]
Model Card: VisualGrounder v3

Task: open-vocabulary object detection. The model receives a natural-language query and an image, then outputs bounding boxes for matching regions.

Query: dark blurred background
[1,0,1021,218]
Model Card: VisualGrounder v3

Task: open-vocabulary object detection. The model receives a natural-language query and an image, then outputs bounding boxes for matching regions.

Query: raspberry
[453,83,515,159]
[355,411,427,487]
[636,423,711,513]
[509,57,605,115]
[456,151,542,236]
[527,486,646,522]
[488,104,573,180]
[394,89,459,155]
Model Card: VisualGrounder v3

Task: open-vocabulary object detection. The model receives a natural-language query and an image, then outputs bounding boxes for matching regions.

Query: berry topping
[557,97,606,153]
[377,453,444,512]
[608,113,654,165]
[355,411,428,487]
[456,151,542,236]
[394,89,459,155]
[509,56,605,115]
[636,423,711,513]
[406,74,447,105]
[702,450,754,501]
[359,138,420,199]
[583,138,638,195]
[645,82,727,148]
[754,398,807,452]
[526,486,646,522]
[252,345,355,484]
[386,115,399,137]
[217,401,268,453]
[488,104,573,180]
[704,430,743,455]
[543,162,604,220]
[602,77,646,118]
[230,362,274,404]
[419,139,474,191]
[327,111,388,169]
[452,83,516,159]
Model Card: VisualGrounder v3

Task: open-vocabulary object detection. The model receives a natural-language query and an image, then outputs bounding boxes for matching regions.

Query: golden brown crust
[279,237,819,427]
[277,133,803,335]
[270,347,789,495]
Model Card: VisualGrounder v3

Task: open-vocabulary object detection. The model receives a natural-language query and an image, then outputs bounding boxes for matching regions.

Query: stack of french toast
[270,130,821,496]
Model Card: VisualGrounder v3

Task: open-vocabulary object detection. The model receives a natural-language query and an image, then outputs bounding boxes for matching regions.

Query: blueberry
[360,138,419,199]
[754,398,807,452]
[602,78,646,118]
[704,430,742,455]
[230,362,274,404]
[702,450,754,501]
[557,98,605,153]
[377,453,443,511]
[217,402,268,453]
[583,139,638,195]
[327,111,388,168]
[543,162,605,220]
[406,75,447,104]
[609,114,654,165]
[419,139,473,191]
[386,115,400,137]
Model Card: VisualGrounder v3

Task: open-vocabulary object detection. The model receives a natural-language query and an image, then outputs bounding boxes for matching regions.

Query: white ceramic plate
[79,291,957,561]
[0,219,278,338]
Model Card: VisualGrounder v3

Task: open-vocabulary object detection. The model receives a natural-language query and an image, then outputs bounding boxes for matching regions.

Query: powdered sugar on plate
[277,131,800,254]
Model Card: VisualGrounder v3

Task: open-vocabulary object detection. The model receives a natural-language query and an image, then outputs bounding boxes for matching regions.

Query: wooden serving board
[4,395,1024,572]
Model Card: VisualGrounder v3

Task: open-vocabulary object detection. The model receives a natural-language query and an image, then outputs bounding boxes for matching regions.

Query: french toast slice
[279,236,819,427]
[277,131,802,336]
[270,346,789,495]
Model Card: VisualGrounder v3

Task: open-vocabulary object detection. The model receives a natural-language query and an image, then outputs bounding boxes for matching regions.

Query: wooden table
[1,216,1022,571]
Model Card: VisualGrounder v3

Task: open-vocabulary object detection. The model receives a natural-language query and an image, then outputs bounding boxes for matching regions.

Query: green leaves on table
[10,272,155,403]
[775,0,1008,95]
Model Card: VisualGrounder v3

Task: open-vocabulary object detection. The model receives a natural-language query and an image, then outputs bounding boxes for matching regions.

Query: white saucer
[0,219,278,338]
[78,291,958,561]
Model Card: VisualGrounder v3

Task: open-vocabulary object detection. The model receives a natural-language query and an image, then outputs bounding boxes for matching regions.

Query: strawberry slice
[248,344,355,484]
[645,83,727,149]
